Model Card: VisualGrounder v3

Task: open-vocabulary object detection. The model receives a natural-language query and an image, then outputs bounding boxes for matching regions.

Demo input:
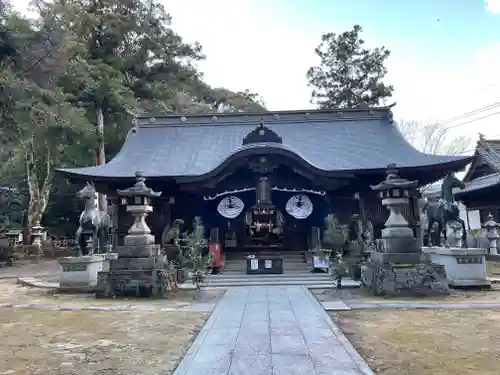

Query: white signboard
[465,209,481,230]
[265,260,272,269]
[250,259,259,270]
[313,256,329,269]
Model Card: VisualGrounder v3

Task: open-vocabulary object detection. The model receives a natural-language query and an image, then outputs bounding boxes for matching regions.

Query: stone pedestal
[422,247,491,287]
[95,171,170,298]
[95,243,169,298]
[59,253,117,292]
[363,261,449,296]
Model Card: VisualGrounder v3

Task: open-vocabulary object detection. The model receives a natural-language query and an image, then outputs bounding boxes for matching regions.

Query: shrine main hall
[57,106,472,252]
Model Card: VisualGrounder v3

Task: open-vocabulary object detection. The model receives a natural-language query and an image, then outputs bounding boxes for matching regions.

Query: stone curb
[172,288,230,375]
[16,276,203,291]
[0,273,55,280]
[0,302,216,313]
[323,301,500,311]
[303,286,375,375]
[17,277,58,289]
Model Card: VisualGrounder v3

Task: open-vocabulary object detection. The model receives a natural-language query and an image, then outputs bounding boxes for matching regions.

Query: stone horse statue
[422,173,466,248]
[75,182,112,256]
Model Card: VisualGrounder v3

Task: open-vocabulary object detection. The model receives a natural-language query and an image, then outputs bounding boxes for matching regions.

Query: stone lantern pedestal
[362,165,449,296]
[95,171,169,298]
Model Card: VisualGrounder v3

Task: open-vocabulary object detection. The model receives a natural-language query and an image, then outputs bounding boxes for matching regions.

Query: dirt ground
[0,308,207,375]
[0,278,225,310]
[487,261,500,277]
[313,283,500,303]
[0,260,60,279]
[332,309,500,375]
[314,261,500,304]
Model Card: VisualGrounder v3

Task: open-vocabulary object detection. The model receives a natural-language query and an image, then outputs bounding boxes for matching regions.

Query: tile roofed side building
[57,106,472,185]
[455,135,500,222]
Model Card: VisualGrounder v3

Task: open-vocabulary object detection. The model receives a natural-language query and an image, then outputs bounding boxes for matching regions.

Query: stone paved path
[173,286,373,375]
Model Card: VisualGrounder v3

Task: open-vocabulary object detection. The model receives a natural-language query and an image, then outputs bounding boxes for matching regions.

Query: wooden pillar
[107,195,119,251]
[354,192,366,221]
[409,189,421,240]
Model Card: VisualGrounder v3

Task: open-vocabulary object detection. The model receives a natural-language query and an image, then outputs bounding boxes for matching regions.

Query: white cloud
[165,0,500,142]
[162,0,319,110]
[11,0,500,143]
[485,0,500,14]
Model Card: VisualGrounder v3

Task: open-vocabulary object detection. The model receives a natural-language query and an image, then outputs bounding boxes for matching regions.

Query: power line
[444,110,500,131]
[436,102,500,130]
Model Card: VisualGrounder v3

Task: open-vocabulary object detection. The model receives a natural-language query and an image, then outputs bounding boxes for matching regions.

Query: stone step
[226,252,306,259]
[225,257,306,262]
[206,274,330,281]
[201,277,360,288]
[223,262,308,268]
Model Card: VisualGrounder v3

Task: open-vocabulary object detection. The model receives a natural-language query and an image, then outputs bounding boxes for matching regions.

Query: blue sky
[275,0,500,68]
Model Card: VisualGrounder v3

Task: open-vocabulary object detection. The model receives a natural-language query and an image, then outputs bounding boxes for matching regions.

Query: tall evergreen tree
[307,25,393,109]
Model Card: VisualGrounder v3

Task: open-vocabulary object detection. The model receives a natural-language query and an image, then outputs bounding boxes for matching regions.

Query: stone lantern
[117,171,162,246]
[362,164,449,296]
[482,213,499,255]
[95,171,168,298]
[370,164,419,255]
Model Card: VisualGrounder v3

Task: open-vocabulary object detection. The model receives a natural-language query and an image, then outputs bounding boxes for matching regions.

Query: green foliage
[307,24,393,109]
[330,253,349,288]
[0,0,265,236]
[180,217,212,291]
[323,214,346,251]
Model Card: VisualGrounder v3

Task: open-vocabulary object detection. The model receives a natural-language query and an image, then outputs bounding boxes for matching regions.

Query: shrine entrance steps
[202,251,359,289]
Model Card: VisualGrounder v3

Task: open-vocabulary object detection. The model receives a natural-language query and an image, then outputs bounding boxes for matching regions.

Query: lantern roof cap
[117,171,162,198]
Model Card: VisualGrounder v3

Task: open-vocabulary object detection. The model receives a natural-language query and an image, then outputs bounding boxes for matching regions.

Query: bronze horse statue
[422,173,466,248]
[75,182,112,256]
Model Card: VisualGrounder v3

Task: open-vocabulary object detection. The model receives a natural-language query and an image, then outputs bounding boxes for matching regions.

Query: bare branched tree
[398,119,471,155]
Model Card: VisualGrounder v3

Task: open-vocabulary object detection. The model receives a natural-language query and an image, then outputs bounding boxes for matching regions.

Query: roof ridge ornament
[242,118,283,145]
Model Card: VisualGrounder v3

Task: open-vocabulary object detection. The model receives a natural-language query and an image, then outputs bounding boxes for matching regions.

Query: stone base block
[116,244,161,258]
[124,234,155,246]
[109,255,165,270]
[362,261,449,297]
[58,253,117,292]
[95,269,172,298]
[370,251,430,265]
[377,237,421,253]
[422,247,491,288]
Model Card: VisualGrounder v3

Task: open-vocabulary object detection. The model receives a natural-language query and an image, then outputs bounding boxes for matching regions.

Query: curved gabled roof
[57,107,472,182]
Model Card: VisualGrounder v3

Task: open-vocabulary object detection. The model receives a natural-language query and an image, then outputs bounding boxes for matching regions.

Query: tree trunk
[25,141,52,244]
[95,106,107,212]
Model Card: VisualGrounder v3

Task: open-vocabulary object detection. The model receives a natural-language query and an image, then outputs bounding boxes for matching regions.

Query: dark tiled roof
[457,172,500,195]
[477,138,500,172]
[458,137,500,197]
[57,107,472,180]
